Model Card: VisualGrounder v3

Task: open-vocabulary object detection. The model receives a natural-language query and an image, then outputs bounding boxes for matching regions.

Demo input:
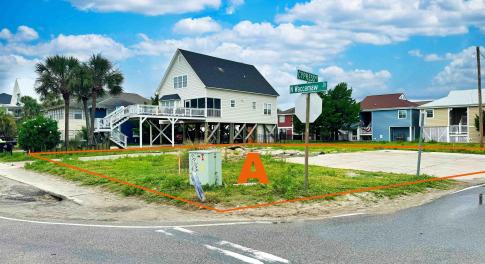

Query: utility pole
[477,46,483,148]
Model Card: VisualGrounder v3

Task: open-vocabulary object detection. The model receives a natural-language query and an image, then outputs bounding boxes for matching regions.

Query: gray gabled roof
[179,49,279,96]
[0,93,12,105]
[160,94,181,100]
[420,89,483,108]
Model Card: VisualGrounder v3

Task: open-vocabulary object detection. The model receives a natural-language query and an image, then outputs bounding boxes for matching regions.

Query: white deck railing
[94,104,207,130]
[449,124,468,135]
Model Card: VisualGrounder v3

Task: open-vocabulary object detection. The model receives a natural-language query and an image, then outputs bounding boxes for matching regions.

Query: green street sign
[297,70,318,82]
[290,82,327,94]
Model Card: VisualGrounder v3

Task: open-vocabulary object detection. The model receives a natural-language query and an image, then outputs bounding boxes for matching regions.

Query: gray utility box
[189,150,222,186]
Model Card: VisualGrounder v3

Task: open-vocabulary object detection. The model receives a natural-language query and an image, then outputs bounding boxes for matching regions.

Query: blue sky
[0,0,484,108]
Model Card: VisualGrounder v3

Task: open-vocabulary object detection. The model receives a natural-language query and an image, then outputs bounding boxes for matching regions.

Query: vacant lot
[287,150,485,182]
[26,150,453,209]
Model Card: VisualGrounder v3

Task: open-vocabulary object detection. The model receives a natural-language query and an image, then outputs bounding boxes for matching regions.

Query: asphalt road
[1,185,485,264]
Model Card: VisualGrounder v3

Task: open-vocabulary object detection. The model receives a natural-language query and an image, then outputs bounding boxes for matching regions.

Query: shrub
[18,116,60,152]
[0,108,17,140]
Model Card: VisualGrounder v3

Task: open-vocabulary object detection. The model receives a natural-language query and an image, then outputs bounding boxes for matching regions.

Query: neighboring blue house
[357,93,423,142]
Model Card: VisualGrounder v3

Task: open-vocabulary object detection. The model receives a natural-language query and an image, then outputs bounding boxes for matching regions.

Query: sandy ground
[0,172,469,224]
[286,150,485,181]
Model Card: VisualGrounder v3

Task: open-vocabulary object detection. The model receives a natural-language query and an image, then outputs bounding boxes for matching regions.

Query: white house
[94,49,279,148]
[0,79,22,118]
[155,49,279,144]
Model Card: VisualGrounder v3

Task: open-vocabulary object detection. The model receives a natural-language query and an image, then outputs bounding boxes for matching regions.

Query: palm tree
[35,55,79,147]
[72,63,93,143]
[87,54,123,145]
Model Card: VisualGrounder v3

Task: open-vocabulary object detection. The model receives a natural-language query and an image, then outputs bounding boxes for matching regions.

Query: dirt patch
[222,183,468,220]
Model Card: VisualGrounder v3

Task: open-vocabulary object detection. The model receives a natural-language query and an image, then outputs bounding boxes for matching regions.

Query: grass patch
[25,151,454,208]
[0,152,34,162]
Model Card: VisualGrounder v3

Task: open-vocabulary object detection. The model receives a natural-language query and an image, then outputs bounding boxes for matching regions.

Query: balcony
[207,108,221,117]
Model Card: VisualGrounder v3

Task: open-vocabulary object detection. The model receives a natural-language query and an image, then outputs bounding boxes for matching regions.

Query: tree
[317,82,360,141]
[0,108,17,140]
[474,111,485,132]
[18,116,60,152]
[35,55,79,147]
[151,93,160,105]
[72,63,93,144]
[87,54,123,145]
[19,96,41,120]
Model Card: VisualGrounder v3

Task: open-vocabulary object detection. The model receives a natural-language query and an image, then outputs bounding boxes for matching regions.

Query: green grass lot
[0,152,34,162]
[25,152,453,209]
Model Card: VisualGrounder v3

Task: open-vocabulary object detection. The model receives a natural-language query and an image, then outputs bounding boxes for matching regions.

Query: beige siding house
[155,49,279,143]
[419,89,484,143]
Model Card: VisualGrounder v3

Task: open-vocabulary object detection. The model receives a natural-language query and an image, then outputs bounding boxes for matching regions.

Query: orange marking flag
[237,152,269,184]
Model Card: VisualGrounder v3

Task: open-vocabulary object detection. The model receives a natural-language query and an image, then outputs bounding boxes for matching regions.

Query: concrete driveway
[287,150,485,182]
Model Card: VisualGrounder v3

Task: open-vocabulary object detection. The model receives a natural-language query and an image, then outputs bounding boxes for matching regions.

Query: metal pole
[417,111,425,176]
[304,93,310,191]
[139,117,143,148]
[477,46,483,148]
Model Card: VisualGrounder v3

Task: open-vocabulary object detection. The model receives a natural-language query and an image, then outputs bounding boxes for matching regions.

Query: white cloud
[173,17,222,35]
[0,25,38,42]
[68,0,221,15]
[277,0,485,44]
[431,46,484,91]
[424,53,443,62]
[319,66,392,99]
[1,34,131,61]
[408,49,423,58]
[226,0,244,14]
[0,55,38,98]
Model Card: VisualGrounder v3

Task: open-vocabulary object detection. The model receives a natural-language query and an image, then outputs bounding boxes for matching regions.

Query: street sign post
[291,70,325,191]
[290,82,327,94]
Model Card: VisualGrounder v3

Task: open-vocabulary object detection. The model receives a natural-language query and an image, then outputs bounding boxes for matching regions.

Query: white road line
[173,227,195,234]
[205,244,264,264]
[329,213,365,218]
[451,184,485,194]
[218,240,289,263]
[155,229,174,236]
[0,215,270,229]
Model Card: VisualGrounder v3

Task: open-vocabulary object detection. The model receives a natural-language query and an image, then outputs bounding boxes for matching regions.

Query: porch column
[171,120,175,147]
[139,117,143,148]
[229,123,235,144]
[204,122,209,143]
[149,122,153,147]
[409,127,412,142]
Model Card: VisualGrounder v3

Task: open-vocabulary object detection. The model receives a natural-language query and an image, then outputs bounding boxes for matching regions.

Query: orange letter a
[237,152,269,184]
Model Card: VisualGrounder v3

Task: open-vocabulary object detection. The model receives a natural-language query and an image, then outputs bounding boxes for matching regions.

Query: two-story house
[45,92,149,142]
[93,49,279,148]
[419,89,484,143]
[277,107,295,140]
[358,93,421,141]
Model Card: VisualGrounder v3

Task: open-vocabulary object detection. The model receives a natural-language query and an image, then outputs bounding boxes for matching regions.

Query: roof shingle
[179,49,279,96]
[360,93,418,111]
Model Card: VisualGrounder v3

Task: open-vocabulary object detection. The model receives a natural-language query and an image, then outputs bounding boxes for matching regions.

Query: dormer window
[173,75,187,88]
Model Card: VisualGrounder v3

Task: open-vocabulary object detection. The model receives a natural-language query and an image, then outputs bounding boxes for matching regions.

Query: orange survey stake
[237,152,269,184]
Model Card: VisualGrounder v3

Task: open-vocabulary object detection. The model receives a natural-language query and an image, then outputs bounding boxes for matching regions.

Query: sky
[0,0,484,109]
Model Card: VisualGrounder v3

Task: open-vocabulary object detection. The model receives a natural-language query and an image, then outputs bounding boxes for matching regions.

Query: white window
[252,101,256,110]
[173,75,187,88]
[426,109,434,118]
[398,110,407,119]
[264,103,272,115]
[73,110,82,120]
[161,100,175,107]
[230,100,236,108]
[279,116,285,123]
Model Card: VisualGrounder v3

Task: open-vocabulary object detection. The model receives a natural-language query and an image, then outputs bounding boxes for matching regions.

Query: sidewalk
[0,162,99,205]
